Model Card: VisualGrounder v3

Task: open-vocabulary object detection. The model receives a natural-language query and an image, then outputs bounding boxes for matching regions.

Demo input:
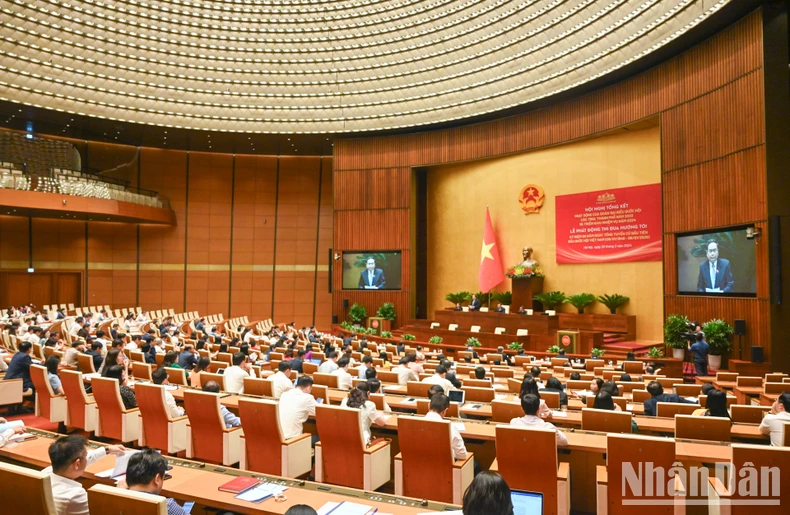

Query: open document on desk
[317,501,391,515]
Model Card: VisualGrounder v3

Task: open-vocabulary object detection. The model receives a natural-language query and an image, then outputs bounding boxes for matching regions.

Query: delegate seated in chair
[643,380,695,417]
[511,394,568,446]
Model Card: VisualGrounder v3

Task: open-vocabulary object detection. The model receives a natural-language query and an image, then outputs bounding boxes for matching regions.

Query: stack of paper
[316,501,377,515]
[234,482,288,503]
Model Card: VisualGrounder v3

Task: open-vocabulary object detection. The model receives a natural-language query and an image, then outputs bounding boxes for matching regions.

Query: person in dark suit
[696,240,734,293]
[454,303,463,311]
[469,295,482,311]
[5,341,35,394]
[195,318,206,333]
[56,309,66,320]
[358,258,386,289]
[643,381,695,417]
[516,305,529,314]
[494,303,505,313]
[343,335,353,347]
[290,349,305,374]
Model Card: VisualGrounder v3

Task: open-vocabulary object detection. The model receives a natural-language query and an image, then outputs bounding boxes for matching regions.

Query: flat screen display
[511,489,543,514]
[342,251,402,290]
[676,227,756,296]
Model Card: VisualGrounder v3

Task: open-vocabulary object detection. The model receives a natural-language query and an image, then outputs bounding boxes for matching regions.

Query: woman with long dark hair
[462,471,514,515]
[518,376,551,419]
[341,382,388,444]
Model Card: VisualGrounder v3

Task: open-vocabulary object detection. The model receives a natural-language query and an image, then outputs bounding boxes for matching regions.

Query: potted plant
[507,341,523,351]
[703,319,734,371]
[647,347,664,359]
[429,336,443,344]
[664,314,690,359]
[597,294,630,314]
[534,291,566,311]
[348,303,367,325]
[591,348,605,358]
[546,345,561,354]
[491,291,513,307]
[466,337,482,347]
[340,320,353,331]
[375,302,396,331]
[474,292,492,306]
[402,334,416,341]
[445,291,472,307]
[566,293,596,314]
[381,331,392,338]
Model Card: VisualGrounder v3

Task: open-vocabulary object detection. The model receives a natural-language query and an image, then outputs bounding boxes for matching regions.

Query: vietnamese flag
[478,207,504,292]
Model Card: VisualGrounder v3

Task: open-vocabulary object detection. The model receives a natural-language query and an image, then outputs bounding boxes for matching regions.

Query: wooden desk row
[0,430,454,515]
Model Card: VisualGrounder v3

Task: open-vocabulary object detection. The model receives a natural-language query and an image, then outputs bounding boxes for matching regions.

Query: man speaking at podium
[359,257,386,289]
[696,240,734,293]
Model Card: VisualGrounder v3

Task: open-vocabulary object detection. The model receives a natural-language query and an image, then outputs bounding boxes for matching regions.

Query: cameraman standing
[688,332,710,377]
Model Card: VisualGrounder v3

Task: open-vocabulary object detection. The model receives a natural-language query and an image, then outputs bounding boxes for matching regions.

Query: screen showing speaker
[342,251,402,290]
[676,226,757,297]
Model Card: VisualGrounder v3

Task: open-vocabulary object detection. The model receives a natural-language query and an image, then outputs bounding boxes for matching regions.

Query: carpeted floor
[3,411,60,432]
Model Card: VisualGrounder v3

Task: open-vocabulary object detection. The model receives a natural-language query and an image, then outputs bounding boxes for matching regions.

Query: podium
[511,277,544,311]
[367,317,391,336]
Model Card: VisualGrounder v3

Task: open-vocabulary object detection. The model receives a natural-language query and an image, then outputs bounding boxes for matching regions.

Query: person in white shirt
[151,368,185,418]
[394,357,418,385]
[136,311,149,323]
[0,417,26,447]
[278,376,319,440]
[332,357,354,391]
[759,391,790,446]
[271,361,294,399]
[317,351,339,374]
[511,394,568,446]
[223,352,254,394]
[44,434,126,515]
[28,327,43,346]
[421,364,456,393]
[356,355,374,379]
[69,317,84,339]
[341,382,388,444]
[424,393,468,460]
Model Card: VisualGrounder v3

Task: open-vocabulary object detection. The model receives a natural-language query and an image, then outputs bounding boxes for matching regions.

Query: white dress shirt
[424,411,467,460]
[356,364,370,379]
[164,390,185,418]
[318,360,338,374]
[0,428,18,447]
[332,368,354,390]
[69,323,81,338]
[278,388,318,439]
[43,447,107,515]
[395,365,418,385]
[510,415,569,446]
[758,411,790,446]
[340,399,381,444]
[223,365,253,394]
[270,371,294,399]
[421,374,456,393]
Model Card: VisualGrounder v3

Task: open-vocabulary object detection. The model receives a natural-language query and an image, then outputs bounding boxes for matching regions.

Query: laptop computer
[448,389,465,404]
[310,357,323,365]
[511,489,543,514]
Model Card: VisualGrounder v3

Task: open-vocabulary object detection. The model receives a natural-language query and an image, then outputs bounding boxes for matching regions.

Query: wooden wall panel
[334,10,773,359]
[662,146,767,233]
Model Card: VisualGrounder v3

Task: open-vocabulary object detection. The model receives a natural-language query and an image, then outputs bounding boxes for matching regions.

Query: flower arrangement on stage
[506,264,544,279]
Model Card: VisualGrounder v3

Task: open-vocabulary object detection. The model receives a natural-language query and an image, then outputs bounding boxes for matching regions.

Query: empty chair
[87,484,166,515]
[91,377,141,443]
[731,404,770,424]
[0,461,58,515]
[491,400,524,423]
[430,322,440,329]
[597,434,687,515]
[243,377,274,397]
[76,353,97,375]
[183,390,242,465]
[136,383,188,454]
[131,362,153,381]
[395,415,474,504]
[674,414,731,442]
[29,364,67,424]
[238,398,311,478]
[315,405,391,491]
[492,426,570,515]
[164,367,188,386]
[60,370,97,432]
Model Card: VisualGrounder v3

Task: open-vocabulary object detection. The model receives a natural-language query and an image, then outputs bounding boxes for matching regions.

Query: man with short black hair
[318,351,339,374]
[152,367,185,418]
[5,341,35,394]
[177,344,199,370]
[759,391,790,446]
[643,381,694,417]
[425,394,467,460]
[688,332,710,377]
[202,381,241,427]
[356,355,374,379]
[278,376,318,441]
[421,364,456,393]
[511,394,568,445]
[474,367,487,380]
[86,341,104,372]
[332,357,353,390]
[123,448,189,514]
[44,434,125,515]
[394,356,418,385]
[290,349,305,374]
[427,384,445,399]
[271,361,294,399]
[63,341,85,368]
[223,351,253,394]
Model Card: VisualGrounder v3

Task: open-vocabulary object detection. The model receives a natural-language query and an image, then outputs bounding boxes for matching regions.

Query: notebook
[511,489,543,514]
[218,476,260,494]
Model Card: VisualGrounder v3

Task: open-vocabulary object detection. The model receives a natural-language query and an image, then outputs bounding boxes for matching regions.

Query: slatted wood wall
[334,10,770,358]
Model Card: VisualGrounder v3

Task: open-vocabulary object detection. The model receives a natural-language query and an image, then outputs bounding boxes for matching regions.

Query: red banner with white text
[555,184,662,264]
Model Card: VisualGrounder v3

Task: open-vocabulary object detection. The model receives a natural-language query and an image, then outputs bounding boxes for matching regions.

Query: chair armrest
[596,465,608,486]
[121,408,140,414]
[674,474,686,496]
[394,452,402,461]
[363,440,391,454]
[452,452,474,468]
[284,433,312,445]
[223,426,243,433]
[708,476,731,497]
[169,415,189,422]
[558,462,570,481]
